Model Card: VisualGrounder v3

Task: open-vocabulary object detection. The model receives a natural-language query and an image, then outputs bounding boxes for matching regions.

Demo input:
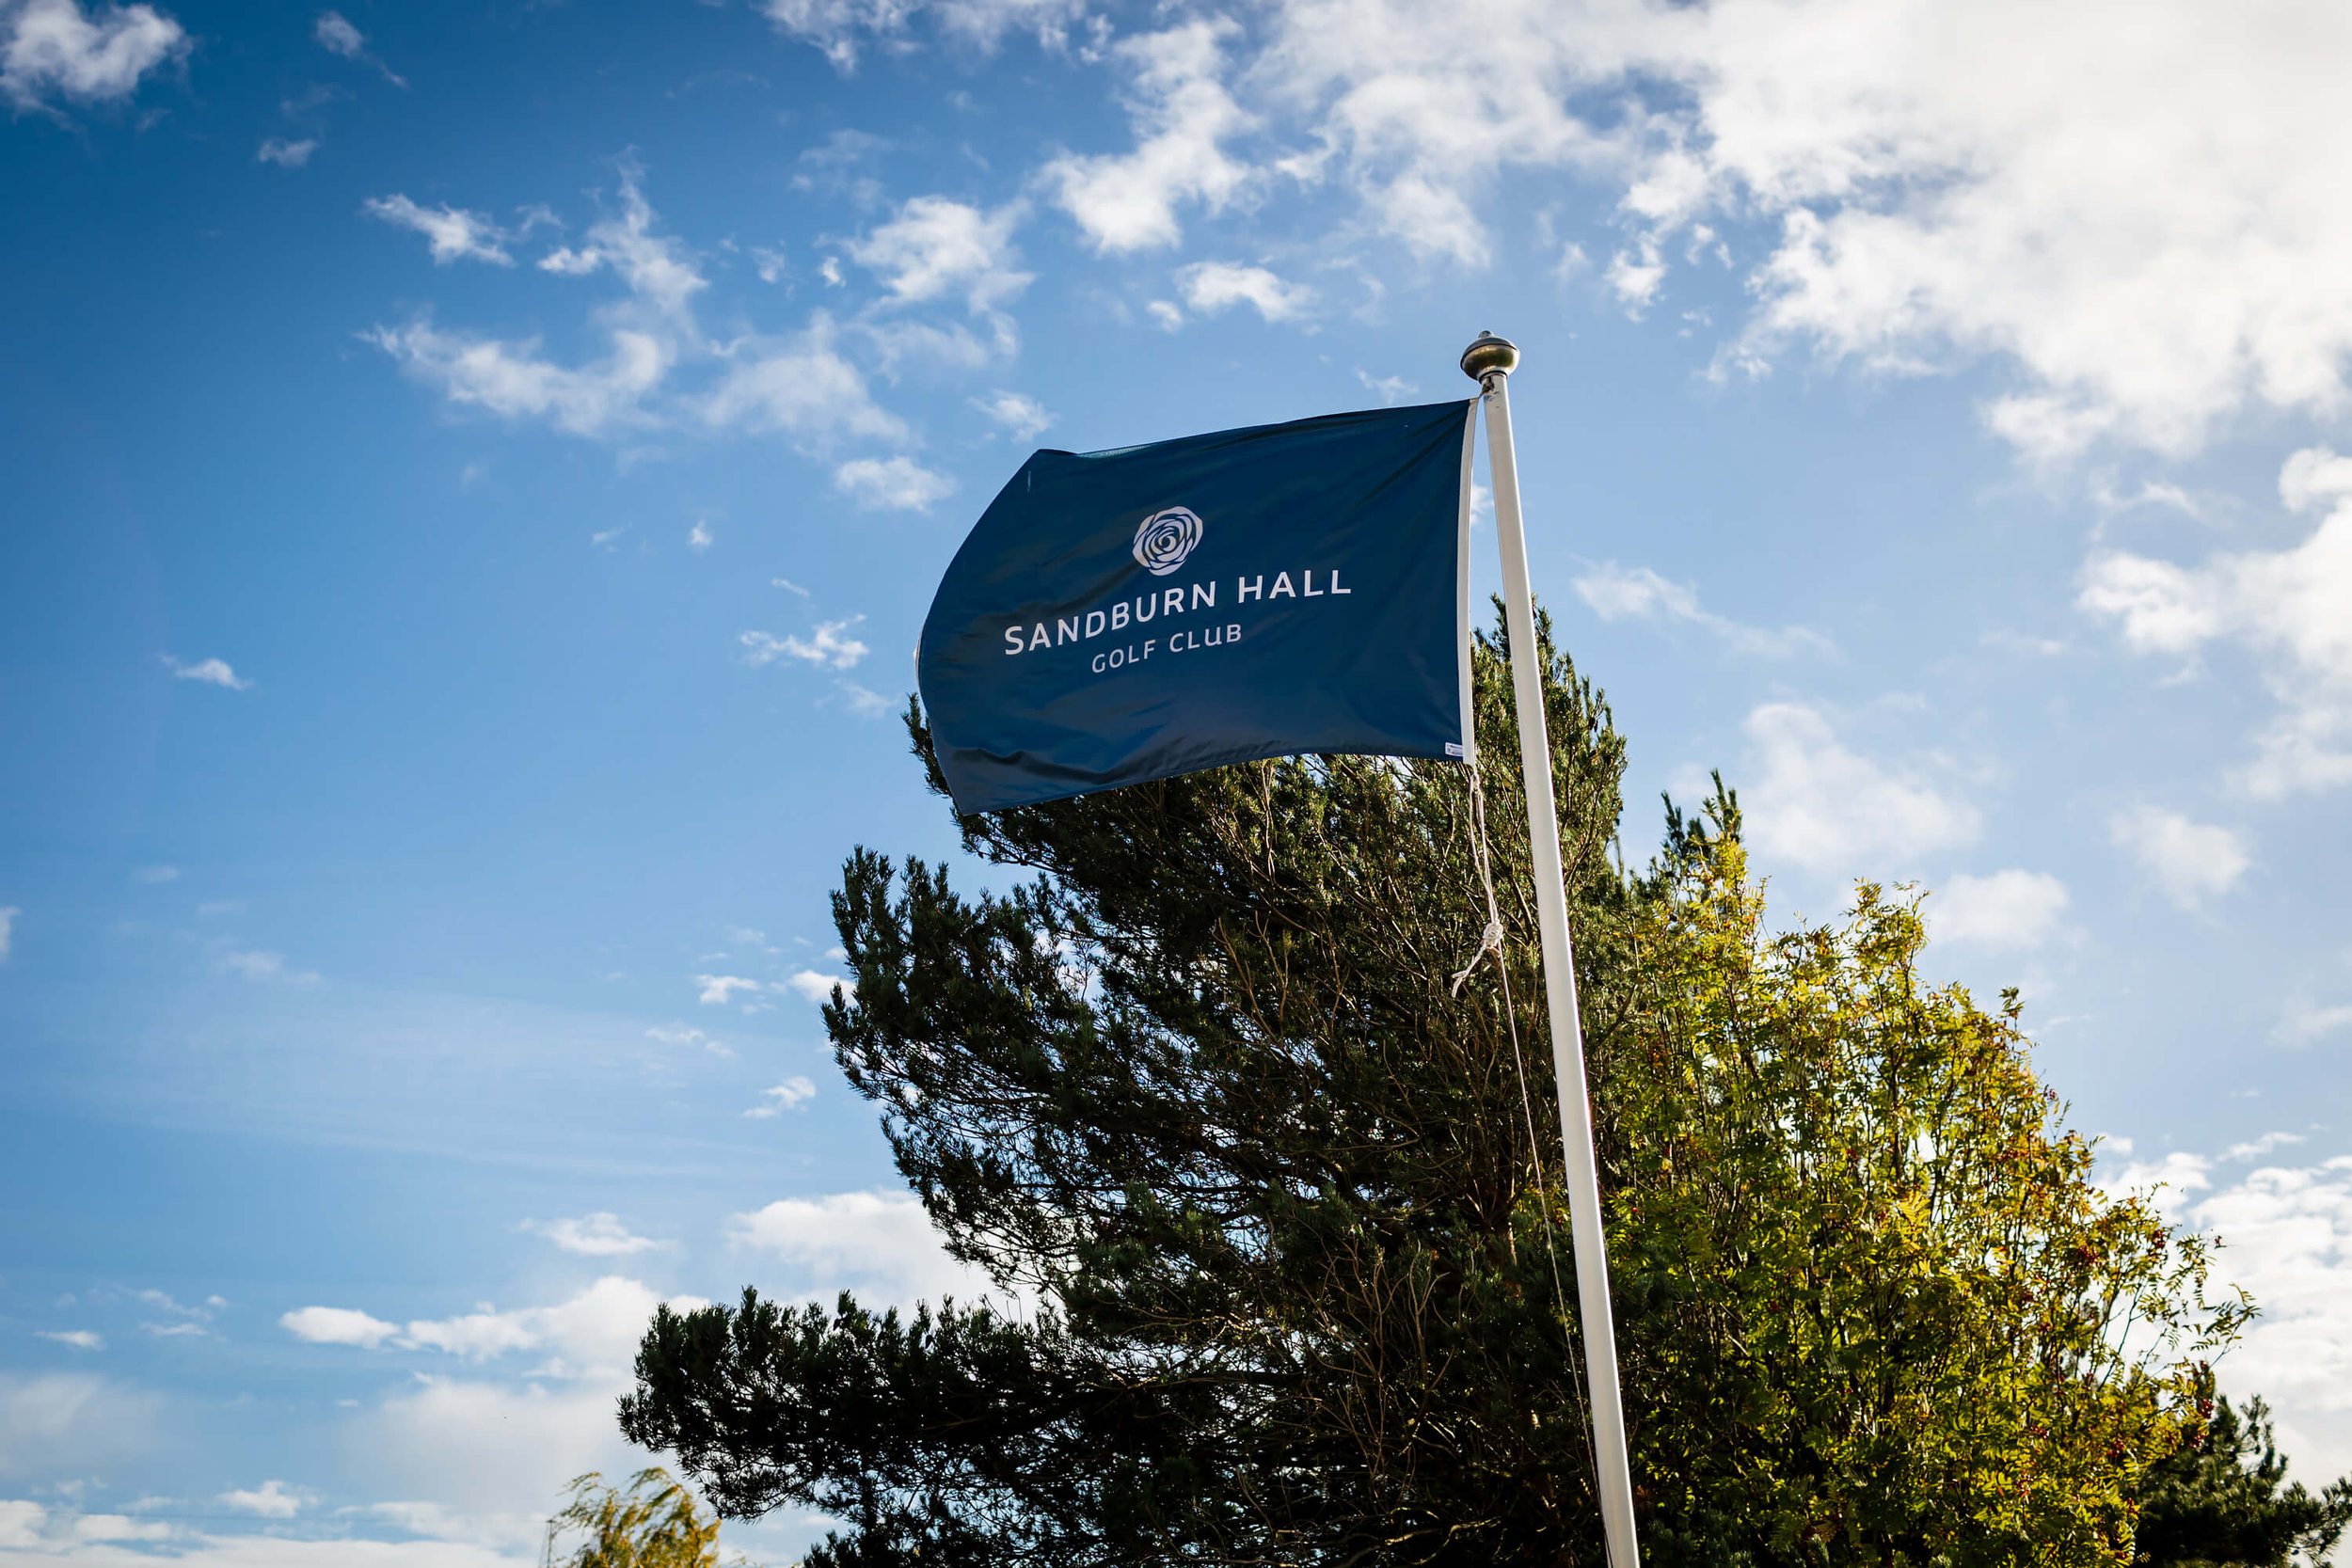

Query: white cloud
[1605,237,1667,315]
[2223,1131,2307,1164]
[693,974,763,1006]
[133,864,178,883]
[0,1373,159,1473]
[363,196,514,267]
[1573,562,1832,658]
[1355,371,1416,405]
[739,619,869,672]
[34,1330,102,1351]
[368,320,671,440]
[164,656,250,690]
[704,321,912,449]
[1241,0,2352,456]
[313,10,362,58]
[2278,1000,2352,1047]
[0,907,16,963]
[1173,261,1313,324]
[2108,802,2250,911]
[935,0,1088,51]
[758,0,916,71]
[218,1481,304,1519]
[280,1305,400,1349]
[1930,869,2071,950]
[571,170,707,322]
[2081,449,2352,798]
[834,455,952,513]
[63,1512,172,1543]
[285,1277,700,1380]
[530,1213,665,1258]
[370,170,699,441]
[507,172,705,315]
[1045,19,1254,254]
[536,245,601,277]
[214,946,318,985]
[837,681,893,718]
[846,196,1030,312]
[362,1379,636,1551]
[1,0,184,112]
[687,518,712,552]
[783,969,850,1006]
[313,8,403,87]
[728,1190,992,1306]
[2122,1149,2352,1477]
[744,1076,818,1117]
[256,136,316,168]
[969,389,1053,441]
[644,1022,729,1057]
[1739,702,1979,878]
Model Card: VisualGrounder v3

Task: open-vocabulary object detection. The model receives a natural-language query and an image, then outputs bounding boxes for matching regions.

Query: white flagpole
[1462,331,1642,1568]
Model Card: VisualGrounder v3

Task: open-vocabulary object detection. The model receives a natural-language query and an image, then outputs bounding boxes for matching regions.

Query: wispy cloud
[834,455,952,512]
[2081,449,2352,798]
[783,969,850,1005]
[1574,562,1832,659]
[969,389,1052,441]
[2278,1000,2352,1047]
[363,195,514,266]
[644,1022,731,1057]
[257,136,317,168]
[219,1480,306,1518]
[213,944,321,985]
[529,1213,668,1258]
[692,974,763,1006]
[1174,261,1314,324]
[743,1076,818,1117]
[1044,20,1252,255]
[846,195,1030,313]
[2108,803,2250,911]
[1929,869,2072,950]
[1740,704,1979,878]
[739,619,869,671]
[314,10,404,87]
[163,656,251,690]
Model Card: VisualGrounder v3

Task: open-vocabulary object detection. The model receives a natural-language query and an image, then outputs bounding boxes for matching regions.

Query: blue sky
[6,0,2352,1559]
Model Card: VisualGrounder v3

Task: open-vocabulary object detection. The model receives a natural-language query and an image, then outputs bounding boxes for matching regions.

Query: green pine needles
[622,613,2281,1567]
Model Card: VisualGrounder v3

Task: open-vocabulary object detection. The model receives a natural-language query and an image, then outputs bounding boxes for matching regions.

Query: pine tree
[2136,1381,2352,1565]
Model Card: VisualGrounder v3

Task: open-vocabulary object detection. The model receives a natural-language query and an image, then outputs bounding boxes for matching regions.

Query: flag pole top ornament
[1460,330,1520,385]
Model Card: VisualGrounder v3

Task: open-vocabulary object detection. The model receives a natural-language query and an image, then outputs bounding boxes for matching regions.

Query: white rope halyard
[1452,759,1603,1507]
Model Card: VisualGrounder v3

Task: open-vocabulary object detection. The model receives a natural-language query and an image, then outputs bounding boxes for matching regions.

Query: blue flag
[918,398,1478,813]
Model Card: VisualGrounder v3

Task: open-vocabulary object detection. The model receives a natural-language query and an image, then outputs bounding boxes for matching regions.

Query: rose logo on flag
[1132,506,1204,577]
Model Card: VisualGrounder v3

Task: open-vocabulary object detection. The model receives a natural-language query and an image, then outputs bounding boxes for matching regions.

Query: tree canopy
[625,617,2259,1567]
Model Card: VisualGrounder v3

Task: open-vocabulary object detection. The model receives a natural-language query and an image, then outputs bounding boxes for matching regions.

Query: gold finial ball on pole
[1460,330,1519,384]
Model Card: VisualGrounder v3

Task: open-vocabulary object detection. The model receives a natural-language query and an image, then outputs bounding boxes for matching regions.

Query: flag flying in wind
[918,398,1478,813]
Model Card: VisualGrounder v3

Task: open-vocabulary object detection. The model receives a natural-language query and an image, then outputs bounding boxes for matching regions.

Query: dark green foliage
[623,612,2252,1567]
[2136,1382,2352,1565]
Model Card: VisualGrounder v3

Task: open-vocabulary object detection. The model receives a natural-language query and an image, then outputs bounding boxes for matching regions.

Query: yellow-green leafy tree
[545,1468,725,1568]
